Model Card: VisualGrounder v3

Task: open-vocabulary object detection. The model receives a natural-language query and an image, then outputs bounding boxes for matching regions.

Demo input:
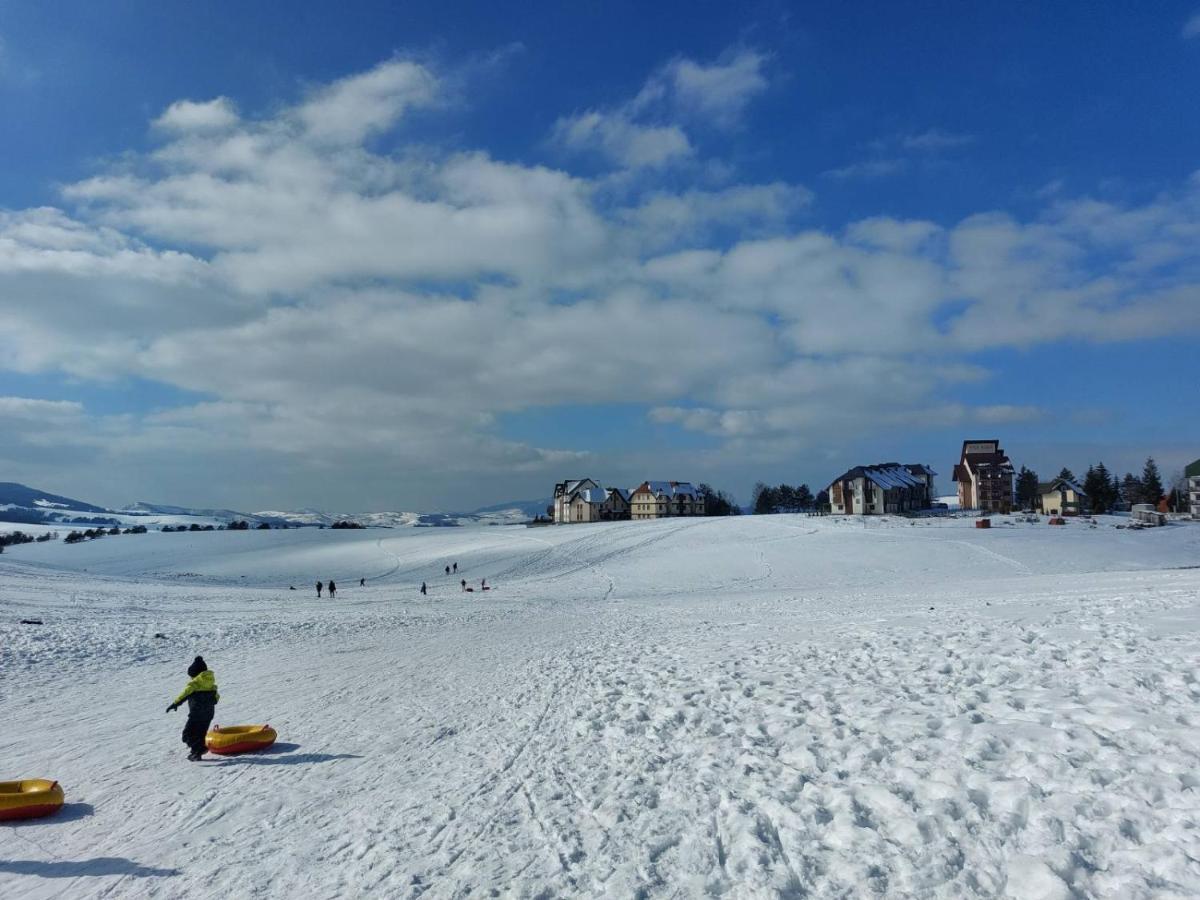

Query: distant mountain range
[0,482,549,530]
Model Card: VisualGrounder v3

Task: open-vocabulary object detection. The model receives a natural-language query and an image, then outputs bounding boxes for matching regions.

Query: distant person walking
[328,580,337,599]
[316,580,323,598]
[420,581,427,596]
[452,562,458,574]
[360,577,365,587]
[444,565,450,576]
[481,578,487,591]
[460,578,467,591]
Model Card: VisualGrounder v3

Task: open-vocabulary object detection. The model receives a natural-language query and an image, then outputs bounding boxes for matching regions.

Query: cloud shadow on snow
[0,857,180,878]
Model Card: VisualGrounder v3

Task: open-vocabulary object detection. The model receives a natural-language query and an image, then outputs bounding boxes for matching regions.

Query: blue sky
[1,1,1198,510]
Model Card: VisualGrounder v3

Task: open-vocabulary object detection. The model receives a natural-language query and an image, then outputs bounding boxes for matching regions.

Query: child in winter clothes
[167,655,220,761]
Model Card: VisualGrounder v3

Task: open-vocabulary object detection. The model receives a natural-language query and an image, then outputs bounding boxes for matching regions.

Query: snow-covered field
[2,514,1199,898]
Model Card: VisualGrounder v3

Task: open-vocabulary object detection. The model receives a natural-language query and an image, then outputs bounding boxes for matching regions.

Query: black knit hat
[187,655,207,677]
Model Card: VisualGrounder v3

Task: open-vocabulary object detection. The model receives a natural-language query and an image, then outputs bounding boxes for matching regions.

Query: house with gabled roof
[553,478,599,523]
[567,487,632,523]
[554,480,633,523]
[826,463,936,515]
[629,481,705,519]
[1038,477,1088,516]
[603,488,632,520]
[952,439,1014,512]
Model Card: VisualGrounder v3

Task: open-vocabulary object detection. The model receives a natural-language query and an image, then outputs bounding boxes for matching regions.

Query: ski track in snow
[2,513,1199,898]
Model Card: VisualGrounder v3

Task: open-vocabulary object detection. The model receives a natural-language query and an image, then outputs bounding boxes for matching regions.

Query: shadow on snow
[1,802,96,825]
[214,743,362,766]
[0,857,179,878]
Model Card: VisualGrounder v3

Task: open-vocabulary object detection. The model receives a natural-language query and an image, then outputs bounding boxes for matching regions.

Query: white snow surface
[2,514,1199,898]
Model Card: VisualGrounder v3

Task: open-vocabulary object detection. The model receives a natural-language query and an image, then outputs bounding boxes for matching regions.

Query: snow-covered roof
[570,487,631,505]
[865,466,923,490]
[1047,477,1086,496]
[830,463,934,491]
[633,481,700,499]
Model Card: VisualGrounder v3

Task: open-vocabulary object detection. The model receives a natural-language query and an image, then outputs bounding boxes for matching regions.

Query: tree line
[0,530,58,552]
[64,525,147,543]
[750,482,829,515]
[1014,457,1186,513]
[696,484,741,516]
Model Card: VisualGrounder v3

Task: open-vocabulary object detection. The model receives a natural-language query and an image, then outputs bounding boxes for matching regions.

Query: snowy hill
[2,513,1199,897]
[251,502,542,529]
[123,501,270,523]
[469,497,552,519]
[0,481,114,524]
[0,483,240,530]
[0,481,109,513]
[0,482,547,534]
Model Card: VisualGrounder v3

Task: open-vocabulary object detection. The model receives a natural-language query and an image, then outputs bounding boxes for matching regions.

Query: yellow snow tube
[0,779,64,821]
[205,724,277,755]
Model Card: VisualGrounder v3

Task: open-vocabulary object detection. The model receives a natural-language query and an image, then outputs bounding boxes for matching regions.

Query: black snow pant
[181,691,218,755]
[182,710,214,755]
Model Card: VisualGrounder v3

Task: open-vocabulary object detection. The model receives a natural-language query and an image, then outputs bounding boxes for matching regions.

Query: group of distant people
[419,561,489,596]
[309,576,368,597]
[303,560,489,599]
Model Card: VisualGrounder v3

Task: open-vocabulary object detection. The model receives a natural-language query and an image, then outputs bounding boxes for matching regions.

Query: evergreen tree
[1083,465,1107,513]
[752,483,776,515]
[1121,473,1143,506]
[1111,472,1123,508]
[1057,467,1076,483]
[697,483,740,516]
[796,483,814,509]
[1094,462,1113,510]
[1015,466,1040,509]
[1141,457,1164,506]
[815,489,830,512]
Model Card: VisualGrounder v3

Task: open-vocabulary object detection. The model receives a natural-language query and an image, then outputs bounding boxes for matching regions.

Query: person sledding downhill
[166,656,220,761]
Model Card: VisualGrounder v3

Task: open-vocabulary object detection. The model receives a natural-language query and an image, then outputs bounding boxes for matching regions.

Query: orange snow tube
[205,724,277,755]
[0,780,64,821]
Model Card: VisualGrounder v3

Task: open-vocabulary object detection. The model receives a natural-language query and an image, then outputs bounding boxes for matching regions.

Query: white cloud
[823,158,907,180]
[899,129,974,152]
[552,111,692,170]
[1183,11,1200,38]
[154,97,240,132]
[552,47,767,170]
[619,183,811,251]
[1,57,1199,508]
[296,59,438,143]
[642,49,769,127]
[972,404,1043,424]
[0,396,84,419]
[827,127,972,181]
[845,217,940,252]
